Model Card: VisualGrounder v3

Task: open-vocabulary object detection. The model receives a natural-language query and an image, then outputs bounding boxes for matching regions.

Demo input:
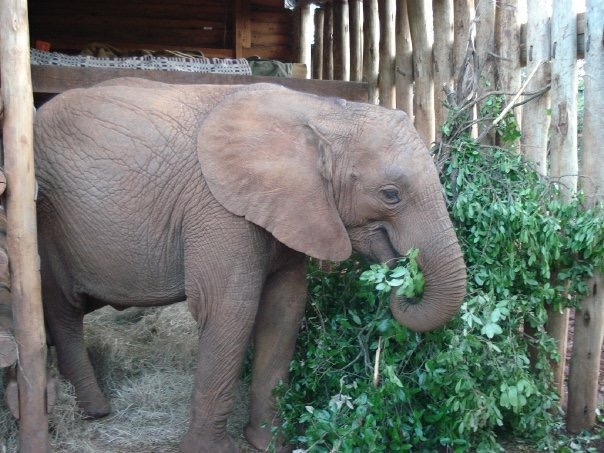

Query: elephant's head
[198,85,466,332]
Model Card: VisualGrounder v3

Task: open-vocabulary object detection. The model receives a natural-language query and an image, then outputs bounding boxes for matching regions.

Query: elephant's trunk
[389,228,467,332]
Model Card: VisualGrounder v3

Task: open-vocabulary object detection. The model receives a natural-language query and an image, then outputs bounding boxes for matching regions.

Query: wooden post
[452,0,474,104]
[474,0,496,142]
[333,0,351,81]
[234,0,251,58]
[474,0,495,84]
[546,0,578,406]
[432,0,454,136]
[408,0,435,145]
[0,1,49,452]
[396,0,413,115]
[521,0,551,174]
[295,3,313,79]
[363,0,380,104]
[349,0,363,82]
[379,0,396,108]
[313,7,325,80]
[567,0,604,433]
[494,0,521,138]
[323,2,334,81]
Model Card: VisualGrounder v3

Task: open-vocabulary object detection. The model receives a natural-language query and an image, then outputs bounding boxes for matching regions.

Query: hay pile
[0,304,257,452]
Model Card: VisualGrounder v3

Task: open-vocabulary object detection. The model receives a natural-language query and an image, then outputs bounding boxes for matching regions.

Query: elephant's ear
[197,87,352,262]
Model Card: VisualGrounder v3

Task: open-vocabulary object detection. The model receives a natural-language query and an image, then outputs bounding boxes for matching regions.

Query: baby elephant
[34,79,466,452]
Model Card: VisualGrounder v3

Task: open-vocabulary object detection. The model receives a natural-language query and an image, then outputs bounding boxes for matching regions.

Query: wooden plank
[251,20,292,35]
[0,0,49,451]
[242,45,291,60]
[29,65,369,102]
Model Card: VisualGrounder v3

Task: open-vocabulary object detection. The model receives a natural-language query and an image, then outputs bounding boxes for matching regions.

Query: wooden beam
[29,65,369,102]
[0,0,49,451]
[235,0,251,58]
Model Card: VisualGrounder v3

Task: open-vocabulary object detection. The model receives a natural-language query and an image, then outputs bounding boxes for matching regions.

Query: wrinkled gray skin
[34,79,466,453]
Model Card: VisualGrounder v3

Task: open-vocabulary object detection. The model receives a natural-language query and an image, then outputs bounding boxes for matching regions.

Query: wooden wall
[28,0,293,61]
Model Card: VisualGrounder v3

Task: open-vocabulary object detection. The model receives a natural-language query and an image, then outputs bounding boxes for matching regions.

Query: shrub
[276,96,604,452]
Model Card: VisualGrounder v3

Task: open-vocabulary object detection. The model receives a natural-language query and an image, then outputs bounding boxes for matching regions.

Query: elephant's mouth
[350,222,401,265]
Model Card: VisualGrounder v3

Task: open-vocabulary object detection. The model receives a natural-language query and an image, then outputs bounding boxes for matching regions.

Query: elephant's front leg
[181,275,263,453]
[245,253,307,451]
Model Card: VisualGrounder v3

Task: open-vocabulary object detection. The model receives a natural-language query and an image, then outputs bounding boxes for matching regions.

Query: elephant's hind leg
[43,276,110,418]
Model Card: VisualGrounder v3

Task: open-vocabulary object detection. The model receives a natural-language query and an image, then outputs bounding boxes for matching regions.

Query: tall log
[0,0,49,451]
[567,0,604,433]
[378,0,396,108]
[323,2,334,80]
[521,0,551,174]
[312,7,324,80]
[494,0,521,138]
[452,0,474,104]
[547,0,578,406]
[396,0,413,115]
[474,0,495,85]
[363,0,380,104]
[333,0,350,81]
[295,3,312,79]
[432,0,454,135]
[407,0,434,145]
[349,0,363,82]
[474,0,495,142]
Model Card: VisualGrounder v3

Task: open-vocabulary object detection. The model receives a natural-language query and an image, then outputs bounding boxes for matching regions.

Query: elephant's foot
[180,432,238,453]
[244,423,291,453]
[78,394,111,419]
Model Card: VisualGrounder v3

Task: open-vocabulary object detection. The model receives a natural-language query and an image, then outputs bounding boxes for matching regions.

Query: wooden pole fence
[0,0,49,451]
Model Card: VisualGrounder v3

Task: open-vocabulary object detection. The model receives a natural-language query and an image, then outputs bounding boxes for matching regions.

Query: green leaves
[359,249,425,299]
[276,92,604,452]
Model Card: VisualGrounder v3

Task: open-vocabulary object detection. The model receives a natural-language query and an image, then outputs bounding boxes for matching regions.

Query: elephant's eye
[380,188,401,205]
